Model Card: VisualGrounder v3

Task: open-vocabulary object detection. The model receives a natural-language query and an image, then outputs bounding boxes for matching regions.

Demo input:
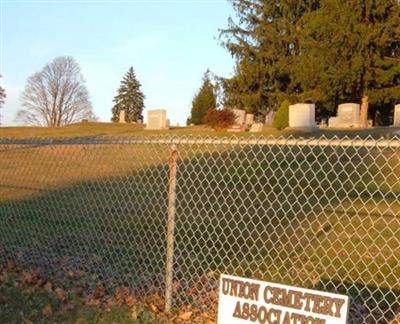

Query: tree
[295,0,400,126]
[220,0,320,117]
[272,100,290,130]
[203,108,235,130]
[0,75,5,126]
[188,70,217,125]
[17,56,93,126]
[111,67,145,123]
[221,0,400,125]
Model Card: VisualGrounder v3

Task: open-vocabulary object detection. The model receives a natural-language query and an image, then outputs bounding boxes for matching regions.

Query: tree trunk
[360,94,369,128]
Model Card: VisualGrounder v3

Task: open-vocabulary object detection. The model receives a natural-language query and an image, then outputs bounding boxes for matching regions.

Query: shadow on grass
[0,163,170,296]
[0,140,399,322]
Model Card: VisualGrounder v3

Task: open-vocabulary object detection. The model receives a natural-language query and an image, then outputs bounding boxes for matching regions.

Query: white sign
[218,275,349,324]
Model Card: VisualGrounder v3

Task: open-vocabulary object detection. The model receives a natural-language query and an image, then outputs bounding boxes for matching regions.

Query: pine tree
[111,67,145,123]
[220,0,320,116]
[0,75,5,126]
[295,0,400,125]
[188,70,217,125]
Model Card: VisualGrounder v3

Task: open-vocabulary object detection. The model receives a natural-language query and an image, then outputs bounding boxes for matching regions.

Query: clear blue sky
[0,0,235,126]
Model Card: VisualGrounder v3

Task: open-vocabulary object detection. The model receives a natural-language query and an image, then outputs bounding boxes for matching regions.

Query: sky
[0,0,235,126]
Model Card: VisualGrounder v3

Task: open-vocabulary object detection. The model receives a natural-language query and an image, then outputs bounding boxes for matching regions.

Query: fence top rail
[0,135,400,148]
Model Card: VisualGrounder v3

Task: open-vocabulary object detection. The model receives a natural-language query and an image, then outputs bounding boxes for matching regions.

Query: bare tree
[17,56,95,126]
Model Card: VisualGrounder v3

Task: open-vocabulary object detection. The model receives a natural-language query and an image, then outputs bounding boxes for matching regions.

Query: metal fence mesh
[0,136,399,323]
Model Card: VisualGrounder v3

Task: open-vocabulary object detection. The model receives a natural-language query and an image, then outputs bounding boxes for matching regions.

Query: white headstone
[394,104,400,127]
[146,109,168,130]
[228,109,247,132]
[245,114,254,126]
[119,110,126,123]
[289,103,316,129]
[232,109,246,126]
[329,103,361,128]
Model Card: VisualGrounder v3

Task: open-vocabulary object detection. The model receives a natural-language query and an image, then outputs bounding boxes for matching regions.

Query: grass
[0,121,399,139]
[0,124,399,322]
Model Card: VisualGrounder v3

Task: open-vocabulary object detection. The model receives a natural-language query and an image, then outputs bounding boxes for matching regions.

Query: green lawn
[1,122,399,139]
[0,126,399,322]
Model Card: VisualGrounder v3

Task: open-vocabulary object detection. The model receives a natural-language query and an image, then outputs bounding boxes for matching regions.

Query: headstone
[228,109,246,132]
[329,103,361,128]
[146,109,168,130]
[394,104,400,126]
[264,111,275,126]
[289,103,316,129]
[249,123,263,133]
[232,109,246,126]
[245,114,254,126]
[119,110,126,123]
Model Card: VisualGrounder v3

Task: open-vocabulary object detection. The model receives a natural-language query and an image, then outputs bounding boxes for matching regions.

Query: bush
[203,108,235,130]
[272,100,290,130]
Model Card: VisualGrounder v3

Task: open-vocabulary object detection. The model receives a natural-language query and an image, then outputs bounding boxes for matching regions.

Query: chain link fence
[0,135,399,323]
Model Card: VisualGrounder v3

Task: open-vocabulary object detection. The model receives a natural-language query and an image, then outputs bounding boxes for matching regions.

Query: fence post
[165,144,178,313]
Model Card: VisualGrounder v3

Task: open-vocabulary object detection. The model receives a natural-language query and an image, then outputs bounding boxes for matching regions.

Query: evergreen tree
[188,70,217,125]
[295,0,400,125]
[0,75,5,126]
[220,0,320,116]
[111,67,145,123]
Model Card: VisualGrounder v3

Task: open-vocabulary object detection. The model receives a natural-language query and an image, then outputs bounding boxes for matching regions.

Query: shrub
[203,108,235,130]
[272,100,290,130]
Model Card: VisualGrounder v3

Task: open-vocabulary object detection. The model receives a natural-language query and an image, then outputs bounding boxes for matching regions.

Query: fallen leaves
[55,287,67,302]
[179,311,192,321]
[0,262,220,323]
[66,270,84,280]
[41,304,52,316]
[20,269,41,286]
[114,287,136,307]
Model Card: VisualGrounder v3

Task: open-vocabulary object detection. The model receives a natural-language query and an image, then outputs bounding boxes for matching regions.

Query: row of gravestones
[118,104,400,131]
[118,109,170,130]
[290,103,400,129]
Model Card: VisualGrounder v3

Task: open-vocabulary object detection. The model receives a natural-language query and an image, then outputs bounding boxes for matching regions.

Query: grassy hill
[1,122,399,139]
[0,122,399,322]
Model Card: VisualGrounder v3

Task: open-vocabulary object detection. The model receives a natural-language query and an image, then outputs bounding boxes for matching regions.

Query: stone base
[328,117,364,128]
[249,123,264,133]
[227,125,246,132]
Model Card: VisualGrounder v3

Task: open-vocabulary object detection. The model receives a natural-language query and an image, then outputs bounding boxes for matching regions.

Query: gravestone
[232,109,246,125]
[146,109,168,130]
[245,114,254,126]
[119,110,126,123]
[289,103,316,129]
[249,123,263,133]
[394,104,400,127]
[329,103,361,128]
[228,109,246,132]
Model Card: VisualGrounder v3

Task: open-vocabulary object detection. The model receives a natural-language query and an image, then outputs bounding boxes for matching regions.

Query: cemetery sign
[218,275,349,324]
